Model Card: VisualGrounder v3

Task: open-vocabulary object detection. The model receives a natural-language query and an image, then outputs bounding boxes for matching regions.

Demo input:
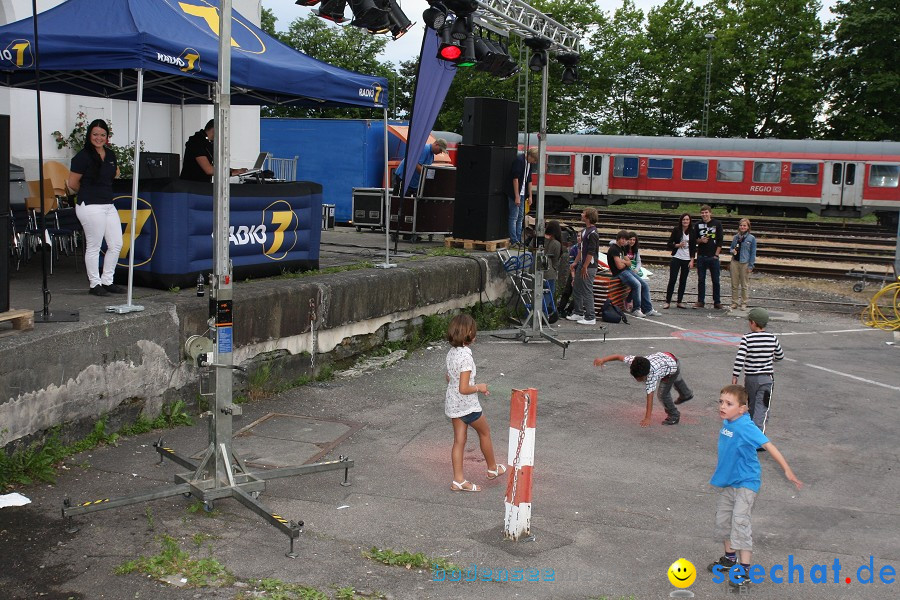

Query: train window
[547,154,571,175]
[790,162,819,185]
[845,163,856,185]
[593,156,602,176]
[613,156,639,178]
[582,156,591,176]
[869,165,900,188]
[682,160,709,181]
[753,161,781,183]
[647,158,673,179]
[716,160,744,182]
[831,164,842,185]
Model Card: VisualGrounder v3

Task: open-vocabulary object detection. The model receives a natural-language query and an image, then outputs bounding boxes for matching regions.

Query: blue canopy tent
[0,0,388,108]
[0,0,393,302]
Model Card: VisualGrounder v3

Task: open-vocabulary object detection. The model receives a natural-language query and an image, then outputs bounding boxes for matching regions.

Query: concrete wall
[0,255,510,449]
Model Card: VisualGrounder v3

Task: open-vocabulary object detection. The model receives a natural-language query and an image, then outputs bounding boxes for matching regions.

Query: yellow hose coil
[861,277,900,331]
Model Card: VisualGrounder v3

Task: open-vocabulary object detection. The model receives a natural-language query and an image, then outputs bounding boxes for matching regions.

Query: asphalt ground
[3,296,899,599]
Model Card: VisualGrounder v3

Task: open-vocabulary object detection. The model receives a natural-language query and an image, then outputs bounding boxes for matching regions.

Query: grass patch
[274,262,374,280]
[115,534,233,587]
[424,246,467,257]
[1,400,195,489]
[364,547,457,572]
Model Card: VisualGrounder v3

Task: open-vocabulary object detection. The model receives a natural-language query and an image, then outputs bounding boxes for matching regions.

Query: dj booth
[111,179,322,289]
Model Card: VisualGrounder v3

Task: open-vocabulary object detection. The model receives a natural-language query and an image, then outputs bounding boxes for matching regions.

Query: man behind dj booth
[180,119,248,182]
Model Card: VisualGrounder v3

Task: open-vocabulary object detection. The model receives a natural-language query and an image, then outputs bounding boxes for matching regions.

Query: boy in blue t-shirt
[708,384,803,590]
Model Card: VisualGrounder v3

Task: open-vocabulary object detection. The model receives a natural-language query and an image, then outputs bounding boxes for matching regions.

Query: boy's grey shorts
[714,486,758,550]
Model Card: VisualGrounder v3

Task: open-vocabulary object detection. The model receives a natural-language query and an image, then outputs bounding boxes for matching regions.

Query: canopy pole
[377,107,395,269]
[30,0,77,323]
[108,68,145,314]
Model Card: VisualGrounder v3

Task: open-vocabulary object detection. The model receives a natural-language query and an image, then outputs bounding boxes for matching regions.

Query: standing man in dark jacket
[507,147,538,246]
[692,204,724,309]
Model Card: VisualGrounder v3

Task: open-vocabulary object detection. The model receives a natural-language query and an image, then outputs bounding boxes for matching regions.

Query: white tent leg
[377,106,395,269]
[107,67,144,314]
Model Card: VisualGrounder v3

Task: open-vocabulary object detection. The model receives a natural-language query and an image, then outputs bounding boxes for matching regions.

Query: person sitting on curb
[607,230,660,318]
[593,352,693,427]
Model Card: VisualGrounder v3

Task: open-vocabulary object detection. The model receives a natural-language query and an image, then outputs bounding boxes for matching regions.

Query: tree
[260,14,393,119]
[703,0,824,139]
[822,0,900,140]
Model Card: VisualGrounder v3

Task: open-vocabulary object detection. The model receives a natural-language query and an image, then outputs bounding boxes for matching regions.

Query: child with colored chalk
[708,384,803,590]
[445,314,505,492]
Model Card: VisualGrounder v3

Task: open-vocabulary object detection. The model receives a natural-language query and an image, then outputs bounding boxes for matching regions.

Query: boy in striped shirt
[732,308,784,432]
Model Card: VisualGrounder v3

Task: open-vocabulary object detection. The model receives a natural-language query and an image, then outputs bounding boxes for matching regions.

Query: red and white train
[436,132,900,225]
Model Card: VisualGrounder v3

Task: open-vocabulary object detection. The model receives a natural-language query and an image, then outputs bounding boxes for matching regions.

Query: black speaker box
[455,144,517,197]
[1,114,9,313]
[453,193,508,241]
[461,97,518,147]
[138,152,180,179]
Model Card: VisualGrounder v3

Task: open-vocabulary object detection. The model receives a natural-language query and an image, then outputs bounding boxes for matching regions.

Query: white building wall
[1,0,261,179]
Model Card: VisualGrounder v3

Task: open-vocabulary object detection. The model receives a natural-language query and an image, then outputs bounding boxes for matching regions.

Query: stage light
[316,0,348,23]
[443,0,478,14]
[450,14,471,40]
[456,33,476,67]
[387,0,414,40]
[295,0,321,6]
[437,20,463,62]
[557,52,580,84]
[422,2,447,30]
[524,37,551,72]
[349,0,390,32]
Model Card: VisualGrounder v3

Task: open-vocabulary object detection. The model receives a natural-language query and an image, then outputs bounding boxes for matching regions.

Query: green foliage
[144,506,155,531]
[273,262,374,279]
[421,314,452,343]
[424,247,467,257]
[243,578,330,600]
[51,110,144,177]
[822,0,899,140]
[247,362,274,402]
[168,286,181,293]
[2,402,195,489]
[114,534,233,587]
[186,500,220,517]
[364,547,457,571]
[466,301,511,332]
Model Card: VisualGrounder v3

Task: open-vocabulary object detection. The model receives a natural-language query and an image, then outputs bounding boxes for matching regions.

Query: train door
[574,153,609,198]
[822,162,864,208]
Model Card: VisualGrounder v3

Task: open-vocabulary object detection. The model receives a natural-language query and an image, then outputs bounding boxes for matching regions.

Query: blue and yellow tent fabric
[0,0,387,109]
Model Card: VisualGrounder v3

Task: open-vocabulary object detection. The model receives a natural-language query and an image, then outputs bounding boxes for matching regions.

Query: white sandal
[450,480,480,492]
[487,464,507,480]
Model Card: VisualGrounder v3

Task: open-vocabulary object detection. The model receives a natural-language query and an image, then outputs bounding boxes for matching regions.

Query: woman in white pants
[67,119,124,296]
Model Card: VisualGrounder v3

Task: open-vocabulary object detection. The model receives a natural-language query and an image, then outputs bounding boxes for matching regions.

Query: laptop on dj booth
[238,152,270,179]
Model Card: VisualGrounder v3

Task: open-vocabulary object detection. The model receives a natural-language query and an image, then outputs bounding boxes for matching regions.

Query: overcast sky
[262,1,837,66]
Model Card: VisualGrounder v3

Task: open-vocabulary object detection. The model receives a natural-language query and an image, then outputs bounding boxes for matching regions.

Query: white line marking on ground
[798,363,900,392]
[778,328,875,336]
[638,318,688,331]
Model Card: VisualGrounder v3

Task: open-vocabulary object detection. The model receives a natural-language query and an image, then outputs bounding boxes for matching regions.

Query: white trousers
[76,202,123,288]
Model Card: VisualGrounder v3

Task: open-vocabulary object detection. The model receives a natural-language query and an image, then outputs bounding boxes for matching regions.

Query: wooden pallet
[0,309,35,331]
[443,237,510,251]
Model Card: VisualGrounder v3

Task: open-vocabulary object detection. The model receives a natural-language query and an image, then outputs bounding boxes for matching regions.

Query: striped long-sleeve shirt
[732,331,785,377]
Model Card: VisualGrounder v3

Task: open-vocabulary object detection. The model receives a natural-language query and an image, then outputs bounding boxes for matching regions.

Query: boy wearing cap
[732,308,784,432]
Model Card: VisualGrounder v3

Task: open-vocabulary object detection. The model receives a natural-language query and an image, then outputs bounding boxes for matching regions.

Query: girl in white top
[445,314,505,492]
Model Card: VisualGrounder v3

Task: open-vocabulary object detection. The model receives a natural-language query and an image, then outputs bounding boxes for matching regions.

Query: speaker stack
[452,97,519,241]
[1,115,10,313]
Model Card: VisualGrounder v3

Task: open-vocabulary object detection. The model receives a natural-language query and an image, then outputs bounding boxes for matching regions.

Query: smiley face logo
[668,558,696,588]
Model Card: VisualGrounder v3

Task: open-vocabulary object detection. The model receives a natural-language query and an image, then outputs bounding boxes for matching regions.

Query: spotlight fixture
[422,2,447,30]
[387,0,414,39]
[456,33,477,67]
[557,52,580,84]
[437,19,463,62]
[295,0,321,6]
[524,37,551,72]
[316,0,348,22]
[450,13,471,40]
[443,0,478,15]
[349,0,390,32]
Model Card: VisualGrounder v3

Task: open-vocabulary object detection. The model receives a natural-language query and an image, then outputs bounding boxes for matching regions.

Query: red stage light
[439,45,462,60]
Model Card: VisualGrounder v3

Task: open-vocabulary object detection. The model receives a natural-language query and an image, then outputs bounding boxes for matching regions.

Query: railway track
[546,209,897,276]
